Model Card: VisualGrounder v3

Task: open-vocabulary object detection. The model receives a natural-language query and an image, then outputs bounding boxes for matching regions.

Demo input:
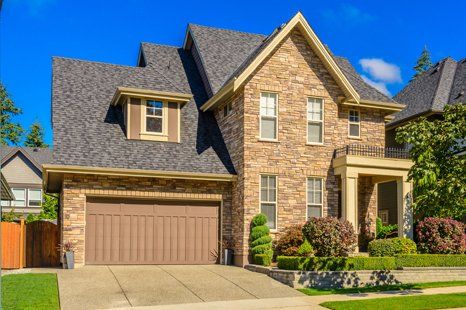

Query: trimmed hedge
[368,237,417,257]
[277,256,396,271]
[254,254,271,266]
[277,254,466,271]
[396,254,466,268]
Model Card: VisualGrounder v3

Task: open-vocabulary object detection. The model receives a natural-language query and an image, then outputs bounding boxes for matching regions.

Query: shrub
[376,217,398,239]
[416,217,466,254]
[249,214,273,261]
[274,224,313,257]
[395,254,466,268]
[296,239,313,257]
[302,217,357,257]
[368,237,417,257]
[254,254,271,266]
[277,256,396,271]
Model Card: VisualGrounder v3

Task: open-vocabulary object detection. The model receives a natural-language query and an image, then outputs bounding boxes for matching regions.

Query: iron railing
[334,144,410,159]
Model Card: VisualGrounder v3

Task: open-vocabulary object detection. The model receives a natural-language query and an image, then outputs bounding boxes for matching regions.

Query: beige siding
[2,154,42,185]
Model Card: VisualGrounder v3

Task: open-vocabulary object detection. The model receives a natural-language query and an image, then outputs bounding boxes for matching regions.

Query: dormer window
[111,87,192,143]
[145,100,164,133]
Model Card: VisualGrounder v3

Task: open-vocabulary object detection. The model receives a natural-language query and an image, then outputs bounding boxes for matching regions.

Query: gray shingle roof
[392,57,465,125]
[1,146,52,168]
[51,53,234,175]
[187,23,394,103]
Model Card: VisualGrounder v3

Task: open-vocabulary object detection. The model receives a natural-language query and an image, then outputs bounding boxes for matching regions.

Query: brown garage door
[85,198,219,265]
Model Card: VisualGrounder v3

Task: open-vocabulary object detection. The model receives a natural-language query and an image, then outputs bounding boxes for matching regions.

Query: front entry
[85,197,219,265]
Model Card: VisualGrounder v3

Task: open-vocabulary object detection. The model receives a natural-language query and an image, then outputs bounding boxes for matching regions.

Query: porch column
[341,172,358,231]
[397,175,413,238]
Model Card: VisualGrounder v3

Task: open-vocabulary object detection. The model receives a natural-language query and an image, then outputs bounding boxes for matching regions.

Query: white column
[397,175,413,238]
[341,172,358,231]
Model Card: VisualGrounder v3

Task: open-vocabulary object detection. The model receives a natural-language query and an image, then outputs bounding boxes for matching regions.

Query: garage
[85,197,219,265]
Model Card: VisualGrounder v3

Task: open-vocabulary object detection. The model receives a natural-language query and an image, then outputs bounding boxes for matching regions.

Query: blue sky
[1,0,465,145]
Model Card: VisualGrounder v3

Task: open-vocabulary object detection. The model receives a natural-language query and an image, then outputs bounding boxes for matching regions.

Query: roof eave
[111,87,193,106]
[344,99,406,112]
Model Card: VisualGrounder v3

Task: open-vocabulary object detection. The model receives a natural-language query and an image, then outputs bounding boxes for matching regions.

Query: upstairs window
[260,92,278,140]
[145,100,164,134]
[11,188,26,207]
[223,102,232,117]
[307,178,323,218]
[28,189,42,207]
[260,175,277,229]
[307,97,324,144]
[348,110,360,138]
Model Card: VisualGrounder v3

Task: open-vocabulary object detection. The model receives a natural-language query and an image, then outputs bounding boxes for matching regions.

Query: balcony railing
[334,144,410,159]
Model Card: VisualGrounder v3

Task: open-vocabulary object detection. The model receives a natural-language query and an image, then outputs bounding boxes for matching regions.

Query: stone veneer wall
[358,176,378,248]
[216,29,386,264]
[61,173,232,266]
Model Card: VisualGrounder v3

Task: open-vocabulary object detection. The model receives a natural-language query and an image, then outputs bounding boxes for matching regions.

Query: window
[145,100,164,133]
[223,102,232,117]
[11,188,26,207]
[260,175,277,229]
[307,178,323,218]
[307,97,324,144]
[260,93,278,140]
[348,110,360,138]
[378,210,389,225]
[1,200,10,207]
[28,189,42,207]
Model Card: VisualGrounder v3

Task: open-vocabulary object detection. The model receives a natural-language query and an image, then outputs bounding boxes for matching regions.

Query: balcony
[334,144,409,160]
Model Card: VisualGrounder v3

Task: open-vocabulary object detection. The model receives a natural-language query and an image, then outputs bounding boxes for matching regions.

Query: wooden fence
[1,220,60,269]
[1,220,26,269]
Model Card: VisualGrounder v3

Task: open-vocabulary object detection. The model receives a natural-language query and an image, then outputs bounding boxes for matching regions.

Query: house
[45,12,413,267]
[1,147,52,215]
[378,57,465,225]
[1,172,14,202]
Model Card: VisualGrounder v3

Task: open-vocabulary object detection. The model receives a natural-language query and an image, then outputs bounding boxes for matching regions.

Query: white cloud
[361,75,391,96]
[359,58,402,83]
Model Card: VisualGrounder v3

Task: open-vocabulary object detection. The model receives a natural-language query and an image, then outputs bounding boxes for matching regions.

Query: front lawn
[320,293,466,310]
[1,273,60,310]
[298,280,466,296]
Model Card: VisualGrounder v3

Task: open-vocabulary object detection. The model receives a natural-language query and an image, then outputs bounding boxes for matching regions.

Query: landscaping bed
[1,273,60,309]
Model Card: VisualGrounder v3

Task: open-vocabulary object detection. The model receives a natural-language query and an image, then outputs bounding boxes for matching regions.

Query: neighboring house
[1,173,14,202]
[1,147,53,215]
[45,12,413,267]
[379,57,465,225]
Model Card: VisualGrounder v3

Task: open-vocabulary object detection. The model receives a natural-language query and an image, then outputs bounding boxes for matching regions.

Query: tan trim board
[112,87,192,106]
[43,164,236,182]
[343,100,406,112]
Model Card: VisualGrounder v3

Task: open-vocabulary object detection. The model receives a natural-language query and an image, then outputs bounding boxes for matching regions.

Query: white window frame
[28,189,42,207]
[307,97,324,145]
[259,174,278,230]
[259,92,278,141]
[11,188,26,207]
[348,110,361,138]
[306,177,323,219]
[142,99,168,135]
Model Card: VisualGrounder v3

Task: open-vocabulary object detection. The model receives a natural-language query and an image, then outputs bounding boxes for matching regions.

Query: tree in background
[26,194,58,223]
[24,121,48,148]
[0,82,23,145]
[413,46,433,78]
[396,104,466,220]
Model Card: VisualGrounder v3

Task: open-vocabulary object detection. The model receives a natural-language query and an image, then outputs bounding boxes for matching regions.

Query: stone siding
[216,29,386,263]
[61,174,232,266]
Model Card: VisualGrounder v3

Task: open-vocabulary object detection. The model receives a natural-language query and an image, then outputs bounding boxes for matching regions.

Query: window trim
[259,174,278,231]
[223,102,232,117]
[306,177,324,219]
[259,92,279,142]
[348,109,361,138]
[306,97,324,145]
[27,188,42,207]
[11,188,26,207]
[142,99,167,135]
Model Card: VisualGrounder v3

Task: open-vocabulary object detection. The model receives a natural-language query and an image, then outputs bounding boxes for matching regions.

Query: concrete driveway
[57,265,303,310]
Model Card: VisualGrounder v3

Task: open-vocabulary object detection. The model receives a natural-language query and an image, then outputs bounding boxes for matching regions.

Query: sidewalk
[113,285,466,310]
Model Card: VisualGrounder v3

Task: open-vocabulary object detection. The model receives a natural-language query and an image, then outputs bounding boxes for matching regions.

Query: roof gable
[1,146,52,171]
[199,12,360,111]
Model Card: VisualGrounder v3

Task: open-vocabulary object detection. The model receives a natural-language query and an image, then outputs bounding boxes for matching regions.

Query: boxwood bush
[253,254,271,266]
[396,254,466,268]
[249,214,273,263]
[368,237,417,257]
[277,256,396,271]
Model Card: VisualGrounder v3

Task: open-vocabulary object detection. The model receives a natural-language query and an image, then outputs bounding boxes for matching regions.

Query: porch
[333,144,413,249]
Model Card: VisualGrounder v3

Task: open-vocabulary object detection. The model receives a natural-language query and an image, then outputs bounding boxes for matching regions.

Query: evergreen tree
[0,82,23,145]
[413,46,433,78]
[24,121,48,148]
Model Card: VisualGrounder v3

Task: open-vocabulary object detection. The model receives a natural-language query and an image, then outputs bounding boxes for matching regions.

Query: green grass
[320,293,466,310]
[298,281,466,296]
[1,273,60,310]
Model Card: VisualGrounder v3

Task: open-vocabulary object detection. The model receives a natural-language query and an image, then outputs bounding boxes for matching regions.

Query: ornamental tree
[396,104,466,219]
